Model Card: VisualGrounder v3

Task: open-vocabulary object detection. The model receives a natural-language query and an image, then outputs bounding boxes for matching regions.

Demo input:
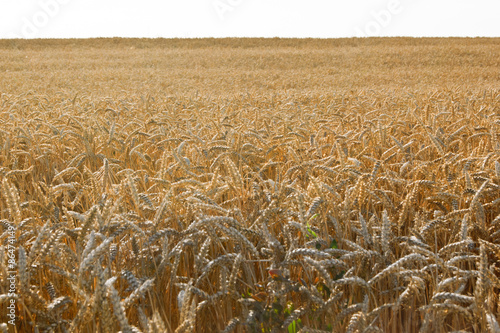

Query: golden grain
[0,38,499,332]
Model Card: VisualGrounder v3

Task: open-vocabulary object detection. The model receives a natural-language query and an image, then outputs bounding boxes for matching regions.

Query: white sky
[0,0,499,39]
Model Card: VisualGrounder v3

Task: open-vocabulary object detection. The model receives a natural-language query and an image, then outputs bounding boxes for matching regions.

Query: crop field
[0,38,500,333]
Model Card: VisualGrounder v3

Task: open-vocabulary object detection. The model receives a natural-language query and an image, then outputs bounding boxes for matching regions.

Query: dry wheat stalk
[1,42,498,333]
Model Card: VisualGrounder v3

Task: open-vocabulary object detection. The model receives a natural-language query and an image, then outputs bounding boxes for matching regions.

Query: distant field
[1,38,499,96]
[0,38,499,333]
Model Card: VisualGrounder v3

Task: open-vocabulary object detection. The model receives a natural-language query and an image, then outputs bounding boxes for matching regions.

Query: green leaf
[306,223,317,238]
[288,318,302,333]
[308,213,319,222]
[330,239,338,249]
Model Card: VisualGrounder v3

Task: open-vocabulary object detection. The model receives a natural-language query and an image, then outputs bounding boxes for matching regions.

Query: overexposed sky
[1,0,499,39]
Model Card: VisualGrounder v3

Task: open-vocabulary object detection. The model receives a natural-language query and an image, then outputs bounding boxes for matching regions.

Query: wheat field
[0,38,500,333]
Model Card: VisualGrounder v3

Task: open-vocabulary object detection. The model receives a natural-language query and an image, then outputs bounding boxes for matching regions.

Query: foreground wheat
[0,65,499,332]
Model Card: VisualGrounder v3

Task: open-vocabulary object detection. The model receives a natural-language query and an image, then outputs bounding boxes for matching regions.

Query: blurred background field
[0,38,498,97]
